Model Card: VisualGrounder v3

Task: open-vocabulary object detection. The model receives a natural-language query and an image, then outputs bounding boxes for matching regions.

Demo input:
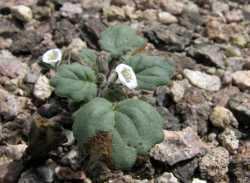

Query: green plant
[51,25,174,170]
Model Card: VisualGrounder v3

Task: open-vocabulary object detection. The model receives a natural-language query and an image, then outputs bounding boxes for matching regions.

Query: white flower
[115,64,137,89]
[42,48,62,65]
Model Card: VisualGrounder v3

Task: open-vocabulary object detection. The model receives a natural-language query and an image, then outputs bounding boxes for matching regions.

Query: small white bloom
[42,48,62,65]
[115,64,137,89]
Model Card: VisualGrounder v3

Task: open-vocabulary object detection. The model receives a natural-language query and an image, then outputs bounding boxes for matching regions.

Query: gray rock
[150,127,207,166]
[232,70,250,90]
[144,23,192,51]
[0,88,30,120]
[172,158,199,183]
[183,69,221,91]
[199,147,229,182]
[219,128,239,154]
[209,106,238,129]
[60,3,82,18]
[155,172,179,183]
[229,93,250,126]
[211,0,229,14]
[18,169,44,183]
[188,44,225,69]
[0,50,28,81]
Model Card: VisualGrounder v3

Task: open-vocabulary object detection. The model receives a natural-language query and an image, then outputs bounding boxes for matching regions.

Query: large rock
[229,93,250,126]
[199,147,229,182]
[183,69,221,91]
[144,23,192,51]
[232,70,250,90]
[150,127,207,166]
[188,44,225,69]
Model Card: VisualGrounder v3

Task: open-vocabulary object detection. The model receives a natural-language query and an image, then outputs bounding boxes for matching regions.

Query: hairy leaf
[124,54,174,90]
[73,97,164,170]
[99,25,146,57]
[50,63,97,102]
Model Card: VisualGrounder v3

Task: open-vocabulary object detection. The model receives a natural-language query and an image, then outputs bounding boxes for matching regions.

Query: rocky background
[0,0,250,183]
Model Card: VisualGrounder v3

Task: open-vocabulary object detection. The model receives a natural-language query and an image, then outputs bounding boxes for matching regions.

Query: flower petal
[42,48,62,64]
[115,64,137,89]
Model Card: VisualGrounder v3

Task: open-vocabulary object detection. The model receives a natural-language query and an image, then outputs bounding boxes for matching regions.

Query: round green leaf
[72,97,164,170]
[50,63,97,102]
[99,25,146,57]
[124,54,174,90]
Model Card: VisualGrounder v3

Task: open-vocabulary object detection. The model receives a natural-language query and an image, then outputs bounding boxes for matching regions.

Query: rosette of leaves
[72,97,164,170]
[50,63,97,102]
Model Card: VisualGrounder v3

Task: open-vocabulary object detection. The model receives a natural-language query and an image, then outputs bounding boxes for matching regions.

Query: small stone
[61,149,80,170]
[225,9,244,23]
[232,70,250,90]
[155,172,179,183]
[11,5,33,22]
[211,0,229,14]
[55,166,86,181]
[170,79,190,102]
[0,88,30,120]
[192,178,207,183]
[199,147,229,182]
[0,50,28,82]
[150,127,207,166]
[229,93,250,126]
[60,3,82,18]
[33,75,53,100]
[219,128,239,153]
[143,9,158,21]
[206,18,227,42]
[159,0,184,15]
[224,46,241,58]
[183,69,221,91]
[209,106,238,129]
[103,5,126,20]
[123,5,139,20]
[158,11,177,24]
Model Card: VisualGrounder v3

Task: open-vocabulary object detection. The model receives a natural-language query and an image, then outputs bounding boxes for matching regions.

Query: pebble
[159,0,184,15]
[11,5,33,22]
[170,79,190,102]
[225,9,244,23]
[199,147,229,182]
[183,69,221,91]
[60,3,83,18]
[219,128,239,154]
[158,11,178,24]
[143,9,158,21]
[192,178,207,183]
[211,0,229,14]
[103,5,126,20]
[150,127,207,166]
[33,75,53,100]
[66,38,87,61]
[155,172,179,183]
[209,106,238,129]
[232,70,250,90]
